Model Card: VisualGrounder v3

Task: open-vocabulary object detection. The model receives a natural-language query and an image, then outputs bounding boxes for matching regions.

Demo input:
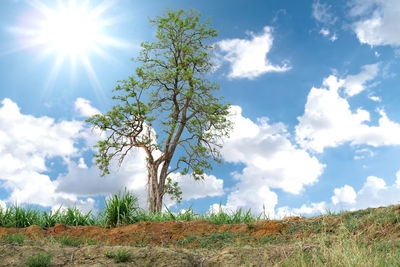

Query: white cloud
[331,185,357,205]
[296,71,400,153]
[318,28,337,42]
[168,173,224,201]
[224,106,325,194]
[277,201,328,218]
[369,95,381,102]
[312,1,338,41]
[0,98,82,170]
[0,98,99,212]
[0,98,226,215]
[77,157,88,169]
[320,28,330,36]
[312,0,337,24]
[354,148,374,160]
[56,150,225,212]
[0,200,6,210]
[343,63,379,96]
[296,75,367,152]
[284,170,400,217]
[330,33,338,42]
[216,26,290,79]
[74,98,101,117]
[208,183,278,219]
[54,147,151,210]
[350,0,400,46]
[207,105,325,218]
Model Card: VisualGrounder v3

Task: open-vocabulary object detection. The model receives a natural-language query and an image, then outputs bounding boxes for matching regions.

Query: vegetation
[58,234,82,247]
[0,189,400,265]
[0,191,267,228]
[25,252,53,267]
[86,8,232,215]
[1,233,25,244]
[101,187,145,226]
[105,249,130,263]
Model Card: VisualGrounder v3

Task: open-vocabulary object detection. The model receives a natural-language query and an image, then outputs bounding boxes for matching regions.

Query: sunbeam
[10,0,128,94]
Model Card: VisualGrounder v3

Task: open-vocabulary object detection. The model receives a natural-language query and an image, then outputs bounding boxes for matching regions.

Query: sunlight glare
[9,0,128,94]
[39,3,101,56]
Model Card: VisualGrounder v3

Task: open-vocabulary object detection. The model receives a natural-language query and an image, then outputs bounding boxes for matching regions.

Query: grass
[1,233,25,244]
[0,188,399,265]
[58,234,82,247]
[105,248,130,263]
[0,189,270,229]
[25,252,53,267]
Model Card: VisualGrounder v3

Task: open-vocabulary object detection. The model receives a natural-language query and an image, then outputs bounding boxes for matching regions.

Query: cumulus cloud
[350,0,400,46]
[77,158,88,169]
[343,63,379,96]
[168,173,225,202]
[296,69,400,153]
[207,105,325,218]
[276,201,327,219]
[209,182,278,219]
[54,147,151,211]
[0,98,225,214]
[56,148,225,212]
[284,171,400,217]
[331,185,357,205]
[74,97,101,117]
[216,26,290,79]
[0,98,82,176]
[0,98,97,211]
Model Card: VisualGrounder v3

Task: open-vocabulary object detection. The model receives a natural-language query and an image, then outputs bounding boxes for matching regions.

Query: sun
[38,2,102,56]
[10,0,128,92]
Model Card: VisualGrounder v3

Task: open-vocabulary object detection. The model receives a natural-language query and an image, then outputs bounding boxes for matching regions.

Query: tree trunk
[147,163,163,215]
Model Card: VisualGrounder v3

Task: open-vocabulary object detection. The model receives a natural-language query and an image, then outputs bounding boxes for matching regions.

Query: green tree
[86,9,232,215]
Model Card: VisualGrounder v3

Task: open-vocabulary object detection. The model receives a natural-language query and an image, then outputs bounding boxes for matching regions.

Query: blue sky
[1,0,400,219]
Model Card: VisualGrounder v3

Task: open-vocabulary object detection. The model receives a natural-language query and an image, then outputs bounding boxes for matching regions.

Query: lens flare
[9,0,129,93]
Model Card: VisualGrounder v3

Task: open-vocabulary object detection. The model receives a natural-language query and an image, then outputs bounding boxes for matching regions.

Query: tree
[86,8,232,215]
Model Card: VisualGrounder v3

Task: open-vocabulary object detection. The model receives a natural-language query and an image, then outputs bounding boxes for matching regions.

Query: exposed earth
[0,218,307,266]
[2,205,399,266]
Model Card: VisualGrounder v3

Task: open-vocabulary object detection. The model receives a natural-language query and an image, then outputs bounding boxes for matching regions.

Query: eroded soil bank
[2,205,400,266]
[0,242,308,266]
[0,219,297,266]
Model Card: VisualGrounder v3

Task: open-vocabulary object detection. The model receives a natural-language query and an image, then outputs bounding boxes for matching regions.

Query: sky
[1,0,400,219]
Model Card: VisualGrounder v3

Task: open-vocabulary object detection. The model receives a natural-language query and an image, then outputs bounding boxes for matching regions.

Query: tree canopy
[86,8,232,214]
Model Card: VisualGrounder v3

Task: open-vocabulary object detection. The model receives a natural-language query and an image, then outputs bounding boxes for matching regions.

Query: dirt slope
[0,219,293,266]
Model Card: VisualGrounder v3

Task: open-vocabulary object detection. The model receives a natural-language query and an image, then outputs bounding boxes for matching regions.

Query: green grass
[25,252,53,267]
[86,238,99,245]
[0,190,270,228]
[0,189,400,265]
[105,248,130,263]
[1,233,25,244]
[58,234,82,247]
